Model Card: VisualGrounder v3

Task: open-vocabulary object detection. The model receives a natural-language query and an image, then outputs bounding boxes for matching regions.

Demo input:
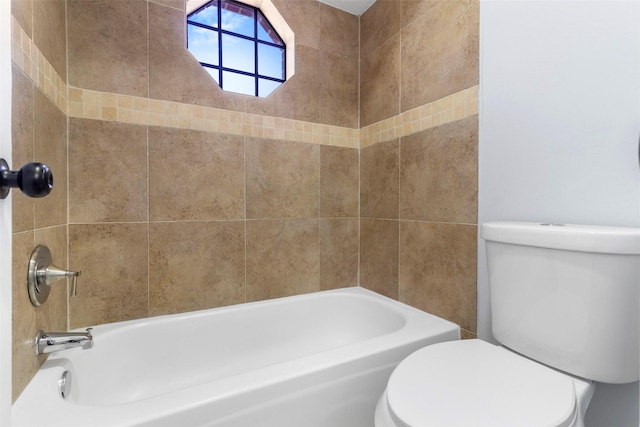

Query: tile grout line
[243,136,247,304]
[146,0,151,318]
[64,0,70,331]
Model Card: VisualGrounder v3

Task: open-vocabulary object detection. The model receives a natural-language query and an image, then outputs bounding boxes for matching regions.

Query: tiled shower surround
[10,0,479,401]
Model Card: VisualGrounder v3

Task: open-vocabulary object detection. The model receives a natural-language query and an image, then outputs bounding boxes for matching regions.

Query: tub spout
[35,328,93,355]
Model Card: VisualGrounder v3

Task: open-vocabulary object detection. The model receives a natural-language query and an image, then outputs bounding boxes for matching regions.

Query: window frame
[187,0,287,97]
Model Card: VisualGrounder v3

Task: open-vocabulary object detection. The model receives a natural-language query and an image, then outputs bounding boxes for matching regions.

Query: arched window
[187,0,288,97]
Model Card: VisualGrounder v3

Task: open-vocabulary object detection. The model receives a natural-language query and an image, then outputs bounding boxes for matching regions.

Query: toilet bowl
[375,340,595,427]
[374,222,639,427]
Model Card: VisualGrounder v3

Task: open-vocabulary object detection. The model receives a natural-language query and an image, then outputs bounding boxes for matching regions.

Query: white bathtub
[12,287,459,427]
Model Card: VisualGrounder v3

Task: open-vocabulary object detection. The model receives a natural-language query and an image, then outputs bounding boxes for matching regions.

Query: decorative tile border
[66,87,360,148]
[360,86,479,148]
[10,16,478,151]
[11,16,67,114]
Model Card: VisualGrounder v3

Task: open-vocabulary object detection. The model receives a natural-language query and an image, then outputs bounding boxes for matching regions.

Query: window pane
[222,34,255,73]
[257,12,283,46]
[258,44,284,79]
[258,78,281,97]
[204,66,220,84]
[188,2,218,27]
[187,0,287,98]
[223,71,255,96]
[221,0,255,38]
[187,24,219,66]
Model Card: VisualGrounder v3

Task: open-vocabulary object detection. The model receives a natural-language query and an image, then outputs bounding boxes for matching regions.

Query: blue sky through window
[187,0,285,97]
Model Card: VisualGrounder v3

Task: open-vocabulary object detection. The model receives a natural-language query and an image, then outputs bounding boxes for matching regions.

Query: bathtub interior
[57,290,407,406]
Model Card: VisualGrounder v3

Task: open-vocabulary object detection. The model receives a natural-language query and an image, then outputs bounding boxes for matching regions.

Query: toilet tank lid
[481,221,640,254]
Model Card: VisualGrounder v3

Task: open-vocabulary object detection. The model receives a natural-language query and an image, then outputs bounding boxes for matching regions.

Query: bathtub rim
[67,286,443,335]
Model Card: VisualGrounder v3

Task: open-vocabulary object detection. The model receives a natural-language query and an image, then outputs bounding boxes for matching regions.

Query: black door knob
[0,158,53,199]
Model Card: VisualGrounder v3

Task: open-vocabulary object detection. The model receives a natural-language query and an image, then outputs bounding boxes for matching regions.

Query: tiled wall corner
[10,0,68,402]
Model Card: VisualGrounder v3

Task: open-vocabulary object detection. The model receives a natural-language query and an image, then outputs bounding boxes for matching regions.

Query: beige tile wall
[10,0,480,402]
[359,0,479,339]
[10,0,67,403]
[10,0,361,401]
[360,0,479,125]
[65,0,361,329]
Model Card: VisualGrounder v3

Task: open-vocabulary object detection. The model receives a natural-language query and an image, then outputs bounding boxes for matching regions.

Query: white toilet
[375,221,640,427]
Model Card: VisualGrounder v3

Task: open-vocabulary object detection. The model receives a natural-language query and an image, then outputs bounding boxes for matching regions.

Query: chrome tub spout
[35,328,93,355]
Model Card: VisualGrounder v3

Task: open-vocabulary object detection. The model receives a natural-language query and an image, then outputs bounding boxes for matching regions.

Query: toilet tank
[481,222,640,384]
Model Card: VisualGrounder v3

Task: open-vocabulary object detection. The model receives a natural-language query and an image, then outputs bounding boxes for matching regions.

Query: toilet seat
[383,340,579,427]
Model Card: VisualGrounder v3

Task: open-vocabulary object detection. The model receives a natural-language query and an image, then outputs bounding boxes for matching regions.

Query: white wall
[0,0,13,425]
[479,1,639,425]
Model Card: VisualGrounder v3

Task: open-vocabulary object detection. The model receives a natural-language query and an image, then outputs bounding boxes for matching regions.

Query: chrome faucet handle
[71,270,81,297]
[28,245,82,306]
[42,264,80,288]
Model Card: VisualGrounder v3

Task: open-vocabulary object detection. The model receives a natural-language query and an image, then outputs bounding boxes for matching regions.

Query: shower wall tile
[32,0,66,81]
[149,0,185,11]
[11,19,67,114]
[400,115,478,223]
[149,127,245,221]
[400,0,479,111]
[12,231,37,402]
[11,66,33,173]
[67,0,149,97]
[11,0,32,38]
[11,65,34,233]
[360,218,398,299]
[360,0,401,59]
[148,2,246,112]
[246,44,321,123]
[319,3,359,59]
[320,218,358,290]
[11,226,66,403]
[149,221,245,316]
[33,89,67,229]
[360,86,479,148]
[320,145,360,218]
[360,139,399,219]
[360,35,400,127]
[399,221,477,332]
[272,0,320,50]
[69,223,149,329]
[401,0,441,28]
[319,51,358,128]
[246,219,320,301]
[69,118,148,223]
[461,329,477,340]
[319,145,358,218]
[246,138,320,219]
[359,0,479,322]
[33,225,68,334]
